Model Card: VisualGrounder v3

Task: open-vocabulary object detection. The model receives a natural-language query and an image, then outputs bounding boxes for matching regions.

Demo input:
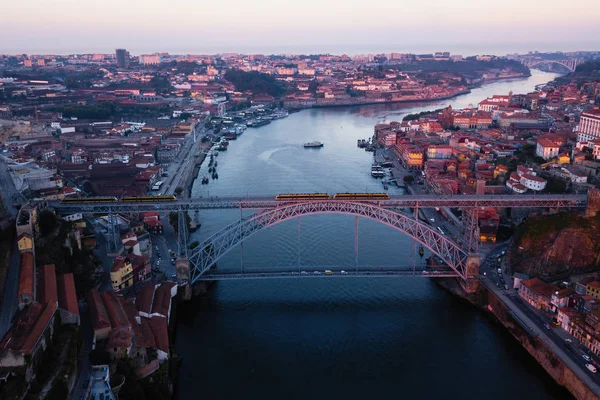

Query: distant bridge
[520,58,583,72]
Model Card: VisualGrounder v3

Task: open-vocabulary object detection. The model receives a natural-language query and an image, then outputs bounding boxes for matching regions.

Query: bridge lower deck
[193,269,460,280]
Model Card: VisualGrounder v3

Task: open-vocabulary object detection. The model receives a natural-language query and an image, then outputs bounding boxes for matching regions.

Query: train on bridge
[274,193,390,201]
[60,193,391,204]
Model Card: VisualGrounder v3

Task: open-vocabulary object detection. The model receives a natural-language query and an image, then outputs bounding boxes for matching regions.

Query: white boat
[304,141,324,148]
[271,110,289,119]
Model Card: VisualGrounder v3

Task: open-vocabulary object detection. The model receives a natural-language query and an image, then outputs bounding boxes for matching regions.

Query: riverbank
[436,277,600,400]
[183,141,213,199]
[284,89,472,110]
[482,283,599,400]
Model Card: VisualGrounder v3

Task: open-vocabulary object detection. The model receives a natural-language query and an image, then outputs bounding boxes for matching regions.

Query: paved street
[0,158,24,216]
[479,245,600,396]
[0,159,26,339]
[87,219,116,292]
[149,213,179,279]
[0,241,22,340]
[163,124,211,196]
[70,308,93,400]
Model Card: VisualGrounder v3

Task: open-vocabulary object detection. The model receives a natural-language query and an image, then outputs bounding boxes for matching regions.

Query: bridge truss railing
[186,201,470,284]
[51,194,588,214]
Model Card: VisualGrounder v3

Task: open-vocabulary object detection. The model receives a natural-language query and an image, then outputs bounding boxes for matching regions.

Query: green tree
[224,69,285,97]
[39,209,57,236]
[174,187,183,195]
[89,349,112,365]
[169,212,191,234]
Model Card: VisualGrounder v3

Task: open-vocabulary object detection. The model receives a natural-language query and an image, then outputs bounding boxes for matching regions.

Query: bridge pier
[586,188,600,218]
[460,254,480,294]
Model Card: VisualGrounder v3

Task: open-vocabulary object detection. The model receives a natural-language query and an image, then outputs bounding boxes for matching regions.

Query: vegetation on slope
[224,69,285,97]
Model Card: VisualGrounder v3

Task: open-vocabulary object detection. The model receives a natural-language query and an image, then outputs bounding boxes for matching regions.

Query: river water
[176,70,572,399]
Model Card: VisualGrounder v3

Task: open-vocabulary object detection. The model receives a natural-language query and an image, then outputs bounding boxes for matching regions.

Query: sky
[3,0,600,55]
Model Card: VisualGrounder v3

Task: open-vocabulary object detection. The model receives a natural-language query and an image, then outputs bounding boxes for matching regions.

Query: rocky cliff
[508,212,600,278]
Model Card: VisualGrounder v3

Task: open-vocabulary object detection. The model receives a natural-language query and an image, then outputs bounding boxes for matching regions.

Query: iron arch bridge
[523,59,583,72]
[186,201,469,284]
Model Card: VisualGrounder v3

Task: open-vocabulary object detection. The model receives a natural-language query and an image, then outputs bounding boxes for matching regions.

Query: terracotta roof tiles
[56,273,79,316]
[39,264,57,305]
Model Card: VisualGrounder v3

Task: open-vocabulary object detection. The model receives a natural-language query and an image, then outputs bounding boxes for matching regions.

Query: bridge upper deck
[50,193,588,214]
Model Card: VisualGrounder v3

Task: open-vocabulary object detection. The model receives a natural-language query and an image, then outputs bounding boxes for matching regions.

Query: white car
[341,270,348,275]
[313,271,321,275]
[586,364,597,373]
[583,354,592,361]
[300,271,308,275]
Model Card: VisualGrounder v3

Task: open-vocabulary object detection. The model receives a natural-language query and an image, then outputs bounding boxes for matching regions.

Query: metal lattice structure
[521,58,583,72]
[51,194,588,214]
[187,201,470,284]
[463,209,479,253]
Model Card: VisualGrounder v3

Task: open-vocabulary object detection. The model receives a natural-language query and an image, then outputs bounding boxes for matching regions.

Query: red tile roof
[135,283,155,315]
[18,252,34,298]
[148,316,169,355]
[151,282,175,317]
[107,326,133,350]
[0,301,57,355]
[101,291,131,330]
[88,289,111,332]
[38,264,57,305]
[137,317,157,348]
[56,273,79,316]
[521,278,559,298]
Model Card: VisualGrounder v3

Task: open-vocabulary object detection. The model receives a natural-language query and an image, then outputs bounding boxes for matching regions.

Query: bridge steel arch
[525,59,579,72]
[187,201,469,284]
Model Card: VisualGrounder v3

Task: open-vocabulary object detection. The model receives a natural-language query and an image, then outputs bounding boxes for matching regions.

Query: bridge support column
[586,188,600,218]
[107,213,123,256]
[463,209,479,253]
[176,257,190,283]
[460,254,480,294]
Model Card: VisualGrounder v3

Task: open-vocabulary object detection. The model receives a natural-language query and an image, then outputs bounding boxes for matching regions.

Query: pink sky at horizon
[3,0,600,55]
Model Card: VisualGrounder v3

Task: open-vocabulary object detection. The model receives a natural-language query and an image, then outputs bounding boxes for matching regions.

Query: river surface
[176,70,572,399]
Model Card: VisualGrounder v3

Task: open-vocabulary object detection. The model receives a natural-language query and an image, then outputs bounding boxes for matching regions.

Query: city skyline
[3,0,600,55]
